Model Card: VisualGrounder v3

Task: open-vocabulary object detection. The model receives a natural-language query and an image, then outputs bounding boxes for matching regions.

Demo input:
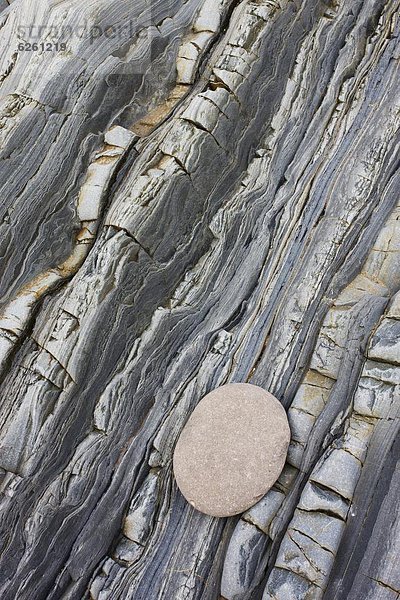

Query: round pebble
[173,383,290,517]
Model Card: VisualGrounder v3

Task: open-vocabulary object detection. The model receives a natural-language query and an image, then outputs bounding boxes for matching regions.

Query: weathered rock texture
[0,0,399,598]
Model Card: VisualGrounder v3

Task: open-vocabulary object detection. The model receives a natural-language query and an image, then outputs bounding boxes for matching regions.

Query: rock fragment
[173,383,290,517]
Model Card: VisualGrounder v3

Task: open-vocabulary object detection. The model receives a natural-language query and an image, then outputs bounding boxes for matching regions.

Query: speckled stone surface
[173,383,290,517]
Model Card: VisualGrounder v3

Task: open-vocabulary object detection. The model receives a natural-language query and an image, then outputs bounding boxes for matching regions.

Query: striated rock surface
[0,0,399,598]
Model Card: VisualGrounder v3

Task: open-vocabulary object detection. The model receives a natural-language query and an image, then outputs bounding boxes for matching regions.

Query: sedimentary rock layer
[0,0,399,599]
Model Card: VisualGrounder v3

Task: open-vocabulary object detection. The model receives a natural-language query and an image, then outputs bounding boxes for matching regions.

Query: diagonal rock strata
[0,0,399,599]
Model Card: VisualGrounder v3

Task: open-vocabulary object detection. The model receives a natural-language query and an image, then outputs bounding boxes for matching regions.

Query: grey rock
[289,509,345,555]
[243,489,285,534]
[298,482,349,522]
[275,527,334,588]
[221,520,269,600]
[263,567,320,600]
[368,319,400,366]
[0,0,399,598]
[311,449,362,501]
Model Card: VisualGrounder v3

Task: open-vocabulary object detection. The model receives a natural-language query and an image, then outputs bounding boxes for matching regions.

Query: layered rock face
[0,0,399,599]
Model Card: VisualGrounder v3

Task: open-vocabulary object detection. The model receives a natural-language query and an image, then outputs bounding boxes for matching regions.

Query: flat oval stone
[173,383,290,517]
